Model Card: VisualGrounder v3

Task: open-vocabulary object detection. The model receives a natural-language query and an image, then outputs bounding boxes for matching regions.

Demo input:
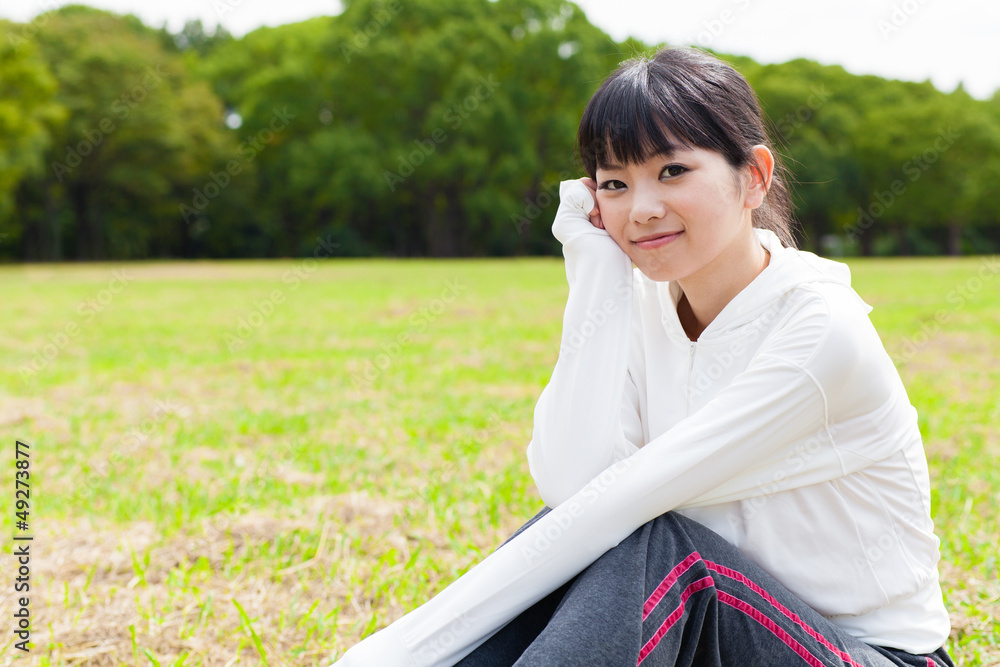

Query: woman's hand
[552,178,616,248]
[578,177,604,230]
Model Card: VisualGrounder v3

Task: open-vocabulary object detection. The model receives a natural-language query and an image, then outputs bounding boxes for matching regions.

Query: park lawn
[0,255,997,666]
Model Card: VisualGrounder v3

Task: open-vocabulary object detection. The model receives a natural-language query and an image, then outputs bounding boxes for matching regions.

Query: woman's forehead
[596,145,699,171]
[593,122,696,166]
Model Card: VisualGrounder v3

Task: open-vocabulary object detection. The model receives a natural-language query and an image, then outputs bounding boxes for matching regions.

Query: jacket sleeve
[329,288,888,667]
[525,179,639,508]
[618,366,646,461]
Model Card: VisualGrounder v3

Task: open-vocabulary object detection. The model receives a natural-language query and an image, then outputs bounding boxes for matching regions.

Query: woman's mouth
[634,231,683,249]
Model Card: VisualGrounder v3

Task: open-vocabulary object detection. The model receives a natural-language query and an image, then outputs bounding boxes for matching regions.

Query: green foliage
[1,1,999,260]
[0,20,66,235]
[4,6,238,260]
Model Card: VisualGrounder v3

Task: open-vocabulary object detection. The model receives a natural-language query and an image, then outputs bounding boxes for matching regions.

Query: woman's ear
[744,145,774,210]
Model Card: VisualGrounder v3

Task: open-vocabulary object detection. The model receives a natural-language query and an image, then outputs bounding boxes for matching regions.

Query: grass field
[1,256,998,666]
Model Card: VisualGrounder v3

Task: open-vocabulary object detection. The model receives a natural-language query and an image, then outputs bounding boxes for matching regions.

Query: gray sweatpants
[457,506,955,667]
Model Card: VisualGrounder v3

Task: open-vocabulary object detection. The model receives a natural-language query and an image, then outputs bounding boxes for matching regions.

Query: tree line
[1,0,999,261]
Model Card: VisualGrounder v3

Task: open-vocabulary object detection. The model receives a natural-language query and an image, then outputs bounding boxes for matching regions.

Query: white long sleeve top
[331,180,951,666]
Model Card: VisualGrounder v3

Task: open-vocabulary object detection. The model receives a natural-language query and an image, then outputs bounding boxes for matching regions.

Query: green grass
[0,256,997,665]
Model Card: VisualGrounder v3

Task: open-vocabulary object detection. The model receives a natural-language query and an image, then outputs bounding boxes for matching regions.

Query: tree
[3,1,999,260]
[0,20,67,259]
[738,58,861,253]
[17,5,237,260]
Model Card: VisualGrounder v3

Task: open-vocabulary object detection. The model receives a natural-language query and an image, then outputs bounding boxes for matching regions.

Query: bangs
[577,59,736,177]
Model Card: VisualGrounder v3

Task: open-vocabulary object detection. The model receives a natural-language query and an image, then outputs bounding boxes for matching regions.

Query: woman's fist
[578,177,604,230]
[552,179,614,247]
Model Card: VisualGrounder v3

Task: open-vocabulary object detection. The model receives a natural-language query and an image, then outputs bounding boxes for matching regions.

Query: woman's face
[594,145,766,283]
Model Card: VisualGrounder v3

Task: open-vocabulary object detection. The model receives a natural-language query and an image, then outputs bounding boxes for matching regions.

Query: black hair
[576,46,799,248]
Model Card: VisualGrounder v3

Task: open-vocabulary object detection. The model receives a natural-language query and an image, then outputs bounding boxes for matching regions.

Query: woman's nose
[630,187,668,224]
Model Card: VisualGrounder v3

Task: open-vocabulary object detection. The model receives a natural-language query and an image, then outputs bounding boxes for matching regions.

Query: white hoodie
[331,180,951,666]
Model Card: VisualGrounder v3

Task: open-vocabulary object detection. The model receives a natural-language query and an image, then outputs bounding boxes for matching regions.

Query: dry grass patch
[0,492,431,666]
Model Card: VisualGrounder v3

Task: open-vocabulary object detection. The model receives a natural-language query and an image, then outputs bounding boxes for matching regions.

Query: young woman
[332,46,954,667]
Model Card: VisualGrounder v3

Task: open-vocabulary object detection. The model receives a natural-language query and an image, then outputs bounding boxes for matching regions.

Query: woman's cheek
[601,202,626,234]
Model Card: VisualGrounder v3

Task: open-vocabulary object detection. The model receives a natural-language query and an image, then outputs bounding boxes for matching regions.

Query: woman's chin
[635,262,682,284]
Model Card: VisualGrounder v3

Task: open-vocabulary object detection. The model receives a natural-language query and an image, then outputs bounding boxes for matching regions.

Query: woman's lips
[634,231,683,249]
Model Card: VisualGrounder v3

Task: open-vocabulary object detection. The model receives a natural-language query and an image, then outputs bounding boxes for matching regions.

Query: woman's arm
[330,288,895,666]
[525,179,639,508]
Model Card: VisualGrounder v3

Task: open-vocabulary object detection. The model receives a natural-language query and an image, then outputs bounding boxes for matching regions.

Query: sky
[4,0,999,100]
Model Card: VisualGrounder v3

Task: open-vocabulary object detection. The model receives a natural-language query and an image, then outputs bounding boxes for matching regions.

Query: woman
[332,46,954,666]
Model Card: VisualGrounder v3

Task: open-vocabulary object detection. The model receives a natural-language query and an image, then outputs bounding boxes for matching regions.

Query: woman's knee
[629,510,739,564]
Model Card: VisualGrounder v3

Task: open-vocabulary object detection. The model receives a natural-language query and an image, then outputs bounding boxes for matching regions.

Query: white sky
[4,0,999,100]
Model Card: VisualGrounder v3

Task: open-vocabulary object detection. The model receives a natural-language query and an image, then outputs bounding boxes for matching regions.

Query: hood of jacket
[650,227,874,343]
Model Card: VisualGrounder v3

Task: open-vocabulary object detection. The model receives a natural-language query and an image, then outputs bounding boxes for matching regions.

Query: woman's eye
[597,166,683,190]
